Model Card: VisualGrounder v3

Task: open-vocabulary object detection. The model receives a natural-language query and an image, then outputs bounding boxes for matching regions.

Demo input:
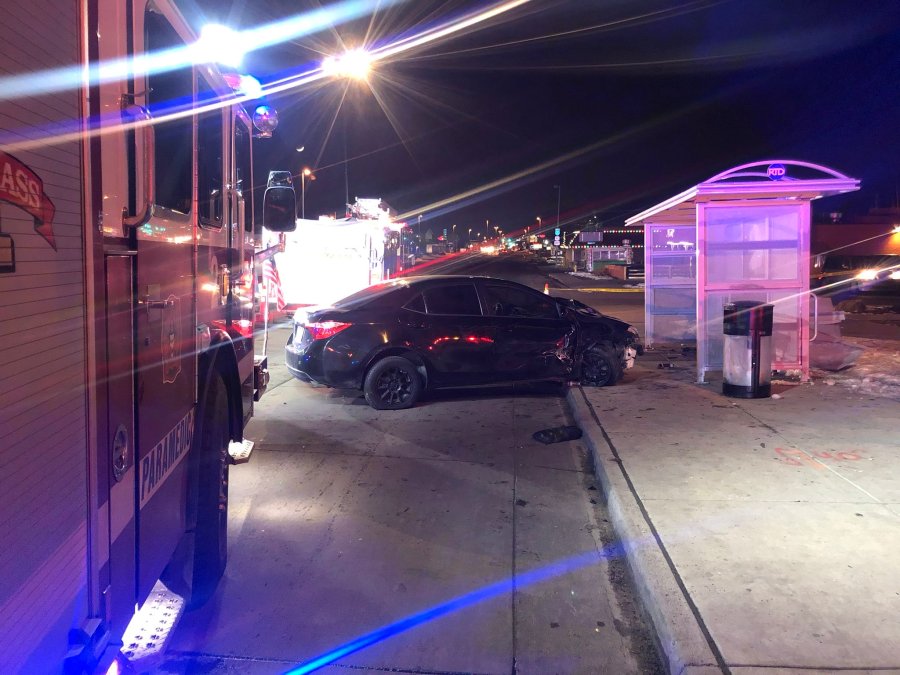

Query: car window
[482,284,560,319]
[404,293,426,313]
[423,284,482,315]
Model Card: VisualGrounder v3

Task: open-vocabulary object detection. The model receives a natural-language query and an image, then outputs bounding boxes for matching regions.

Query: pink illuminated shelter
[626,160,859,382]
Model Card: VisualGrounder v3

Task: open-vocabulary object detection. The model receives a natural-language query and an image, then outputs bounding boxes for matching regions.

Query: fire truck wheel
[190,371,230,608]
[363,356,422,410]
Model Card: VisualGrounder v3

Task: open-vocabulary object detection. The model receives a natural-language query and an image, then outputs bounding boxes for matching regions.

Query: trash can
[722,301,773,398]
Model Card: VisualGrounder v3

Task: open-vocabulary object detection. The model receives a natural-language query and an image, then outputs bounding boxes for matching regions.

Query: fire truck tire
[190,371,230,608]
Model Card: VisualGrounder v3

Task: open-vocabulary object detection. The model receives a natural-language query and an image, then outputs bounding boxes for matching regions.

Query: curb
[565,386,724,675]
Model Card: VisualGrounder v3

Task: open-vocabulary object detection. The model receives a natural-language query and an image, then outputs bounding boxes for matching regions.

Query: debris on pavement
[532,425,583,444]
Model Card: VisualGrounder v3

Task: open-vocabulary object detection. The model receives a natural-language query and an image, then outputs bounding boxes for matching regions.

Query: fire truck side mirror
[263,186,297,232]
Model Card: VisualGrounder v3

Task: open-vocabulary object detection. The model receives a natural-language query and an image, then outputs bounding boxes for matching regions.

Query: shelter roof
[625,160,860,226]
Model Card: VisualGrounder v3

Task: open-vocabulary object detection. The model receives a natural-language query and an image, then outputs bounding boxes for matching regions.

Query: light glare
[322,48,372,80]
[195,24,245,68]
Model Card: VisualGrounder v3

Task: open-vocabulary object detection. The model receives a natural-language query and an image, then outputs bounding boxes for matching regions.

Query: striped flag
[262,257,286,310]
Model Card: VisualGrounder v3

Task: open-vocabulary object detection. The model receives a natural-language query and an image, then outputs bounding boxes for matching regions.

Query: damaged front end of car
[560,299,643,386]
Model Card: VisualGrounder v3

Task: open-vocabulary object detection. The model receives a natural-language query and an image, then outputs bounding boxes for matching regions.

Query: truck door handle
[141,298,173,310]
[121,102,155,229]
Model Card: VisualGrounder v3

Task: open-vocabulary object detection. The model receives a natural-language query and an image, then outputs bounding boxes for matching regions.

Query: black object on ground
[533,425,583,444]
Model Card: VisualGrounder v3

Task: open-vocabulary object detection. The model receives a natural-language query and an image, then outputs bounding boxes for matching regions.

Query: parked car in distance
[285,275,642,410]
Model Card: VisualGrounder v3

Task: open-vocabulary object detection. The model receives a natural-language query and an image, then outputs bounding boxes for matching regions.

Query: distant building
[810,208,900,293]
[812,208,900,258]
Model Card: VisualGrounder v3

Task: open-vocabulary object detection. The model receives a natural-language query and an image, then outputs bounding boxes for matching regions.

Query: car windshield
[333,279,410,308]
[567,298,602,316]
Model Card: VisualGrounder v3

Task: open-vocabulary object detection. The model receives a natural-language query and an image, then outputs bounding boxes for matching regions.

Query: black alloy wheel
[364,356,422,410]
[581,344,622,387]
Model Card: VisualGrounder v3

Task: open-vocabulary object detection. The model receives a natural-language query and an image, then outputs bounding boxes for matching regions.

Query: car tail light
[306,321,352,340]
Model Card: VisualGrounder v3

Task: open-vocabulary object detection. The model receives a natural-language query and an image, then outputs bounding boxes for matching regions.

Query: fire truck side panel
[0,0,89,671]
[231,114,257,411]
[103,253,140,641]
[196,72,257,424]
[129,3,200,603]
[92,0,142,650]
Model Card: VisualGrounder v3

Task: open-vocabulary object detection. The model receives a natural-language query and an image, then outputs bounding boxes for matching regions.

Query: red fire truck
[0,1,295,672]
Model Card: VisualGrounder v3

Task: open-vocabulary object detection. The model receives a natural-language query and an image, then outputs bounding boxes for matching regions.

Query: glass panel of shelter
[644,223,697,347]
[698,203,807,380]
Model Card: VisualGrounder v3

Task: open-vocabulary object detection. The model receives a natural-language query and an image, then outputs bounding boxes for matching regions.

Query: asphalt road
[161,253,662,674]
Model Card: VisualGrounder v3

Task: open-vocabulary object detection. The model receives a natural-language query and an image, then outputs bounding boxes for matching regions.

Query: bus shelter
[626,160,859,382]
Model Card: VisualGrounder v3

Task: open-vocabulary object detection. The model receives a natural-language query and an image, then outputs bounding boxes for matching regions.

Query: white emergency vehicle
[273,198,406,309]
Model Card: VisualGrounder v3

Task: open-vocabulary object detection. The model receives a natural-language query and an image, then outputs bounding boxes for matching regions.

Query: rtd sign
[767,163,786,181]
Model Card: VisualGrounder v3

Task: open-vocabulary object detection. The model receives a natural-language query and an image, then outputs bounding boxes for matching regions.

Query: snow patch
[812,337,900,400]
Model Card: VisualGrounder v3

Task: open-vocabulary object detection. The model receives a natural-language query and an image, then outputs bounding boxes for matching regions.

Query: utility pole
[555,185,561,231]
[554,185,562,253]
[343,115,350,213]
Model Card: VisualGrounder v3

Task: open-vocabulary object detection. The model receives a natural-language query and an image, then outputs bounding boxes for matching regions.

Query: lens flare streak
[0,0,395,103]
[284,544,622,674]
[0,0,533,155]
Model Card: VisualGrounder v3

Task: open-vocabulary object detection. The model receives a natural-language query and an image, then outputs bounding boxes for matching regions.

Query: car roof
[399,275,526,287]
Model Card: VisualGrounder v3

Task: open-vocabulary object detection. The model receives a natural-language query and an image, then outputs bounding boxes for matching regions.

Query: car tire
[190,371,230,608]
[580,344,622,387]
[364,356,422,410]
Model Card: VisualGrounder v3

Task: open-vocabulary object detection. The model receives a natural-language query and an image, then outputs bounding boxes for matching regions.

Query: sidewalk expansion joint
[734,403,898,515]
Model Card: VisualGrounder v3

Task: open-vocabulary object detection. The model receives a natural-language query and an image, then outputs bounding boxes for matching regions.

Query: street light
[554,185,561,230]
[301,167,313,219]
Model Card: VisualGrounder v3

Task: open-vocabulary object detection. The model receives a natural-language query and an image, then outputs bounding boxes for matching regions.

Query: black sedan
[285,276,642,410]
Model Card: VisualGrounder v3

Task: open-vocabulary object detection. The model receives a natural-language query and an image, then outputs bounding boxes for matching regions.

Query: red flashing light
[307,321,352,340]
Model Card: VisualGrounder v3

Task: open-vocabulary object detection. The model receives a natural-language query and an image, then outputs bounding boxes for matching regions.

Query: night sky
[185,0,900,239]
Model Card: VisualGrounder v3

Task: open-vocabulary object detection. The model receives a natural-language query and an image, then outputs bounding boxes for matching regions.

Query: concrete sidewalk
[567,347,900,674]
